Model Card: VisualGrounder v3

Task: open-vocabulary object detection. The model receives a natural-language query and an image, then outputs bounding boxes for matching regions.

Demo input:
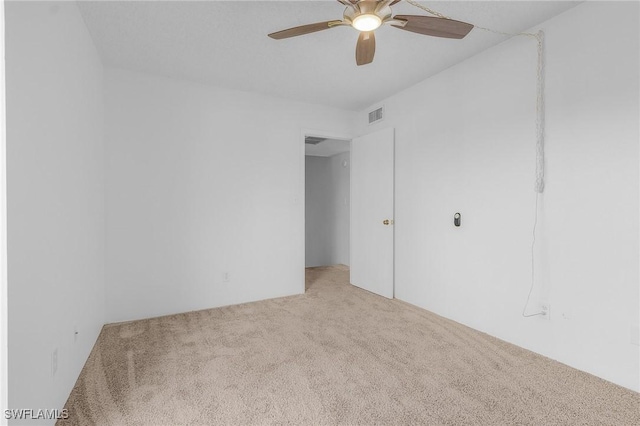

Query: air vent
[368,106,384,124]
[305,136,327,145]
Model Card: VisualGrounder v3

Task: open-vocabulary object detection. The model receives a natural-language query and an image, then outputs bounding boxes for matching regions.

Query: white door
[350,127,394,298]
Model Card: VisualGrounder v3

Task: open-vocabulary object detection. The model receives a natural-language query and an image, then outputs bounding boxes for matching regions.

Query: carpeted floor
[59,265,639,425]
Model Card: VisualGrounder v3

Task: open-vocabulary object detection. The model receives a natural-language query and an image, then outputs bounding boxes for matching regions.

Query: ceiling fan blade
[268,21,344,40]
[355,31,376,66]
[391,15,474,39]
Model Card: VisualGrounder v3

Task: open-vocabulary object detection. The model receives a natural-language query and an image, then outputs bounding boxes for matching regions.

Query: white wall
[305,152,350,267]
[305,156,332,267]
[328,152,351,266]
[5,1,106,422]
[357,1,639,391]
[105,69,355,323]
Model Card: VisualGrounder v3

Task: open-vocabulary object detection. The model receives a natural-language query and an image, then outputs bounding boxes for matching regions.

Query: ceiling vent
[305,136,327,145]
[368,106,384,124]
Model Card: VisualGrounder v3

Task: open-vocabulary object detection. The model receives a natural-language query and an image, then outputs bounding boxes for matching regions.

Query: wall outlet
[540,302,551,320]
[223,272,230,283]
[52,348,58,377]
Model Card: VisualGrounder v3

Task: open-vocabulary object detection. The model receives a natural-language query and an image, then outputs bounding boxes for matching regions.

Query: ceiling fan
[268,0,474,66]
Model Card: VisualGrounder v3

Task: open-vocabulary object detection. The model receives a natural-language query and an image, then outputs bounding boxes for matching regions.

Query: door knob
[383,219,389,225]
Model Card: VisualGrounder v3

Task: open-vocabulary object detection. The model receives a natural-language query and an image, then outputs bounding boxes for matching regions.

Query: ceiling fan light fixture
[352,14,382,32]
[268,2,475,66]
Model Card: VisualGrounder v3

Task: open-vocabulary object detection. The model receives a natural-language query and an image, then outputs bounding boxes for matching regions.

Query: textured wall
[357,1,639,391]
[105,69,355,323]
[5,2,106,422]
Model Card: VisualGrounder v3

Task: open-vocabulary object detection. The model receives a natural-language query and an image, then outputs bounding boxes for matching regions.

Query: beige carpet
[59,266,639,425]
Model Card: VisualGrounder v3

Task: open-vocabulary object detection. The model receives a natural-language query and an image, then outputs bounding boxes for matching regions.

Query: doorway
[304,135,351,269]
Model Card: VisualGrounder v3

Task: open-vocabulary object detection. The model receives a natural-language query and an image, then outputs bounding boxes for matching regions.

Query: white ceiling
[305,138,350,157]
[77,0,581,111]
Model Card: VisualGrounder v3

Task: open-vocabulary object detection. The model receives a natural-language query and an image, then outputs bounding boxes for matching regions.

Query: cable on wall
[405,0,545,192]
[522,193,544,317]
[406,1,547,317]
[533,32,545,194]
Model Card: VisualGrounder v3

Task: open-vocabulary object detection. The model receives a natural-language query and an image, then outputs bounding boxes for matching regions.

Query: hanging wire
[534,32,545,194]
[405,0,537,38]
[405,0,547,315]
[523,192,544,317]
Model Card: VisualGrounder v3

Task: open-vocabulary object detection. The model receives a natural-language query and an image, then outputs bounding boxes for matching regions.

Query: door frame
[299,128,353,293]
